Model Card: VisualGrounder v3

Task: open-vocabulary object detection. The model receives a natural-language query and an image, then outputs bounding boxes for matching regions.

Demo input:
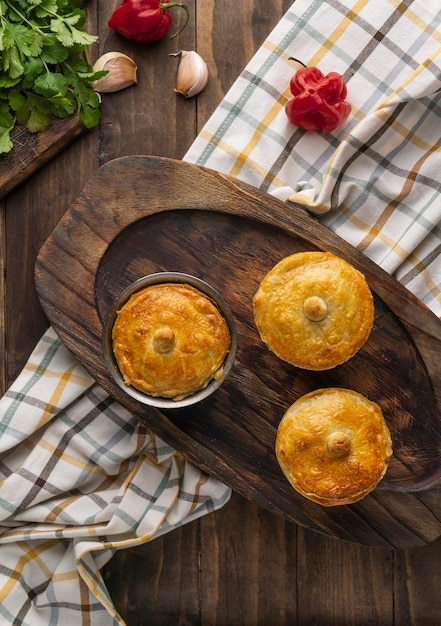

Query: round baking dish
[102,272,237,409]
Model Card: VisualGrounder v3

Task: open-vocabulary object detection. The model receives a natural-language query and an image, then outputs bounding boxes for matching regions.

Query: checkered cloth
[186,0,441,317]
[2,0,441,623]
[0,329,230,624]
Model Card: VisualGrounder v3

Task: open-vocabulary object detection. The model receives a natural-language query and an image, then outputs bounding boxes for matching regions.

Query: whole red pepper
[108,0,190,43]
[285,67,351,133]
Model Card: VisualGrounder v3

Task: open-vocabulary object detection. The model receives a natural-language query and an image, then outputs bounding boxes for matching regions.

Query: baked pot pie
[253,251,374,370]
[111,281,232,401]
[276,388,393,506]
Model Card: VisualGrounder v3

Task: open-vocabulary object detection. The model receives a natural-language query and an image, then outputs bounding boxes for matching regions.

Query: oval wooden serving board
[35,155,441,549]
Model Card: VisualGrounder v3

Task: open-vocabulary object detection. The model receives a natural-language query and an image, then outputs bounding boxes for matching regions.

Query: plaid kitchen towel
[0,328,231,625]
[186,0,441,318]
[2,0,441,624]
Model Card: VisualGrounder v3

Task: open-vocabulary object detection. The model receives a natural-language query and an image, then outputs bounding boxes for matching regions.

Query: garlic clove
[171,50,208,98]
[92,52,137,93]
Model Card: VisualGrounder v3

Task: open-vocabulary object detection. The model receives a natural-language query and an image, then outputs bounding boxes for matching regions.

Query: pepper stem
[288,57,307,67]
[160,2,190,39]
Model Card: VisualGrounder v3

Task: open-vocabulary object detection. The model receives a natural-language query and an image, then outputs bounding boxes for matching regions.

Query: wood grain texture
[297,529,394,624]
[3,128,99,383]
[35,154,441,548]
[3,0,441,623]
[0,116,86,200]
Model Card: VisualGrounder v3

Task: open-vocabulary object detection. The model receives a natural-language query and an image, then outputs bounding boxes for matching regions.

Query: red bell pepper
[108,0,190,43]
[285,66,351,133]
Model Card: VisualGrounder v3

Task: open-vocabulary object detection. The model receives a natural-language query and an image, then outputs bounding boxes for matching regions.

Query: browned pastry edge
[275,388,393,506]
[112,283,231,400]
[253,251,375,370]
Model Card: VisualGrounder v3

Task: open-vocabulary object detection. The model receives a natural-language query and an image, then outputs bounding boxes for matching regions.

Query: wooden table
[1,0,441,623]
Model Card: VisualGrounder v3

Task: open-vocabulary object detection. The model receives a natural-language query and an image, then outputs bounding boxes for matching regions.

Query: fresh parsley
[0,0,106,154]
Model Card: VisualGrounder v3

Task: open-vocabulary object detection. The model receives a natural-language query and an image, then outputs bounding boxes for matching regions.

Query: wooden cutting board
[0,117,85,200]
[34,155,441,548]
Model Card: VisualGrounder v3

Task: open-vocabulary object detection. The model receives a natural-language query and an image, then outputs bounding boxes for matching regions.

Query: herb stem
[4,0,45,35]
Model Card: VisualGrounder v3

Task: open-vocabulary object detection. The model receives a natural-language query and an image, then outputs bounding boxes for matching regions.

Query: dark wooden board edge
[0,116,86,200]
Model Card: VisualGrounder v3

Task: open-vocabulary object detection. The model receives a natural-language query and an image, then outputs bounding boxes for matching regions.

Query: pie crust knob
[153,327,176,353]
[303,295,328,321]
[327,431,351,458]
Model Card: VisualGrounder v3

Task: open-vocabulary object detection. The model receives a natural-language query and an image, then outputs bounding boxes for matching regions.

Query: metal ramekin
[102,272,237,409]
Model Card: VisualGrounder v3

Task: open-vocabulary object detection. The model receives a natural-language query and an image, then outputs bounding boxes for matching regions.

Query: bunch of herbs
[0,0,106,154]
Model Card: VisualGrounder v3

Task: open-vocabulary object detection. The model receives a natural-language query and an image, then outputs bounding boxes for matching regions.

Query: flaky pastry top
[276,388,392,506]
[253,251,374,370]
[112,283,231,400]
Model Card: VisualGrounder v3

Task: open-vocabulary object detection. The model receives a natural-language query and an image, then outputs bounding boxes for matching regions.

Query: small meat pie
[253,251,374,370]
[276,388,393,506]
[112,283,231,400]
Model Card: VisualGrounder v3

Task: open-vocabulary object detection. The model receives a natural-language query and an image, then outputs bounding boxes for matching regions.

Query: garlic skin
[92,52,137,93]
[171,50,208,98]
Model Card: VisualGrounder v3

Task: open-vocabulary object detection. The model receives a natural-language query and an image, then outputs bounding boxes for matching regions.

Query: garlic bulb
[92,52,137,93]
[171,50,208,98]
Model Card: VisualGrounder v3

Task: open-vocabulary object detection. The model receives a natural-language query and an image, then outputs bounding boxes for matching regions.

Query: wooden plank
[297,527,394,624]
[0,116,86,201]
[102,520,201,624]
[200,493,298,625]
[3,128,98,384]
[96,0,197,164]
[395,545,441,625]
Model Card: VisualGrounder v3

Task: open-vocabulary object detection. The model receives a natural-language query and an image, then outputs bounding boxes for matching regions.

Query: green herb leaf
[50,17,74,47]
[7,87,25,111]
[0,101,14,154]
[14,91,51,126]
[0,125,13,154]
[0,0,101,154]
[3,23,43,57]
[0,100,14,126]
[41,40,70,64]
[35,1,59,18]
[34,71,68,97]
[27,107,50,132]
[0,74,19,88]
[2,45,24,79]
[49,92,77,118]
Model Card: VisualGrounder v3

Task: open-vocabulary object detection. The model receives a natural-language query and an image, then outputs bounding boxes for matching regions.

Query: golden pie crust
[112,283,231,400]
[276,388,392,506]
[253,251,374,370]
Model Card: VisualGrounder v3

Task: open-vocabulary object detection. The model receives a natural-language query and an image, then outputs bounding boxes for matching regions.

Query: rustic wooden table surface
[2,0,441,624]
